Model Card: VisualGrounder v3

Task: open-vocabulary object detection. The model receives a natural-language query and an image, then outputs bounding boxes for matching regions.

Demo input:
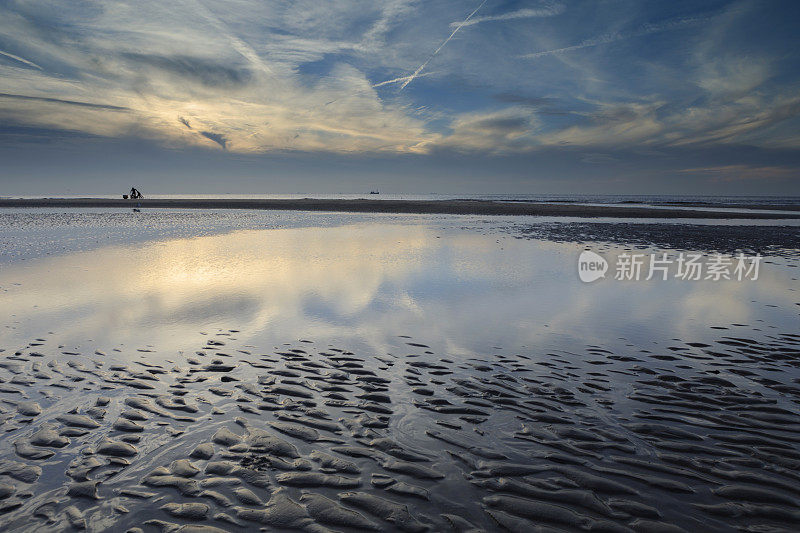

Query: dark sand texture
[2,198,799,218]
[2,326,800,532]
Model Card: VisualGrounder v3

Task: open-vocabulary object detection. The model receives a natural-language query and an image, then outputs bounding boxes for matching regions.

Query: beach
[3,0,799,530]
[0,208,799,532]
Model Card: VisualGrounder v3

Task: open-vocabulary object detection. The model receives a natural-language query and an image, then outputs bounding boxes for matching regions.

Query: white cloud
[0,0,435,153]
[0,0,797,156]
[395,0,488,90]
[452,3,564,28]
[432,107,538,152]
[537,102,663,147]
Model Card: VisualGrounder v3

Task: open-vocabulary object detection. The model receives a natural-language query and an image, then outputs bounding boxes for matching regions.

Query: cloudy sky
[1,0,799,195]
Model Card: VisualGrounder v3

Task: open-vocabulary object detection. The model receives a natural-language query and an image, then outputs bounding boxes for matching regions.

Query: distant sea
[4,193,800,207]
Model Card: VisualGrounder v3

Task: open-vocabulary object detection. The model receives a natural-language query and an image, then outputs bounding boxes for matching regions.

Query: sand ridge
[2,198,800,219]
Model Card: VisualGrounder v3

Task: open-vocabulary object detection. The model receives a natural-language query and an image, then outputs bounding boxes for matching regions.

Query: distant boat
[370,190,380,194]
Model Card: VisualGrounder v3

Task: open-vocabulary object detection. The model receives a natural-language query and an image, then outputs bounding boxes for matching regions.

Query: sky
[1,0,799,195]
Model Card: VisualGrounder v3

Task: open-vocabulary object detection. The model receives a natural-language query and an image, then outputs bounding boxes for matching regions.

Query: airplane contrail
[324,71,435,106]
[191,0,273,75]
[372,71,434,88]
[520,15,708,59]
[397,0,488,91]
[0,50,43,70]
[452,4,565,28]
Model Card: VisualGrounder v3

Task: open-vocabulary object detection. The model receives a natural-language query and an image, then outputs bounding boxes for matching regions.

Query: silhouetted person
[129,187,142,199]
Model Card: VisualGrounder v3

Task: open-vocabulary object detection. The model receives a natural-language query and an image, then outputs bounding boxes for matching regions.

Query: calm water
[2,211,796,353]
[0,210,798,532]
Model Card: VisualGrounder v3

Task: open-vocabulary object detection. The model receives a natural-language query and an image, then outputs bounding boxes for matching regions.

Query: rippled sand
[1,327,800,532]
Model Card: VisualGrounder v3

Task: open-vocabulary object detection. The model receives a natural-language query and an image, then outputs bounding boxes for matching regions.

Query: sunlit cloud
[433,107,539,153]
[0,0,798,167]
[0,0,435,153]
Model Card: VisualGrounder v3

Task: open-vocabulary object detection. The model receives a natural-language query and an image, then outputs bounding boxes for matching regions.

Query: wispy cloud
[0,49,43,70]
[520,16,709,60]
[371,71,435,88]
[397,0,487,90]
[0,93,128,111]
[679,165,796,182]
[451,3,564,28]
[0,0,797,161]
[432,107,538,153]
[0,1,435,153]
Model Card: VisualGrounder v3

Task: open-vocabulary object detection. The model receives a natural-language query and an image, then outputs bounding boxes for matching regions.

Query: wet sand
[1,213,799,532]
[509,221,800,258]
[645,201,800,211]
[2,197,800,219]
[1,327,800,532]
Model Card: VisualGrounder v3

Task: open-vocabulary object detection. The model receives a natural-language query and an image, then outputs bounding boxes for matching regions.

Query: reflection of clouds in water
[538,249,797,350]
[1,223,796,360]
[0,224,435,351]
